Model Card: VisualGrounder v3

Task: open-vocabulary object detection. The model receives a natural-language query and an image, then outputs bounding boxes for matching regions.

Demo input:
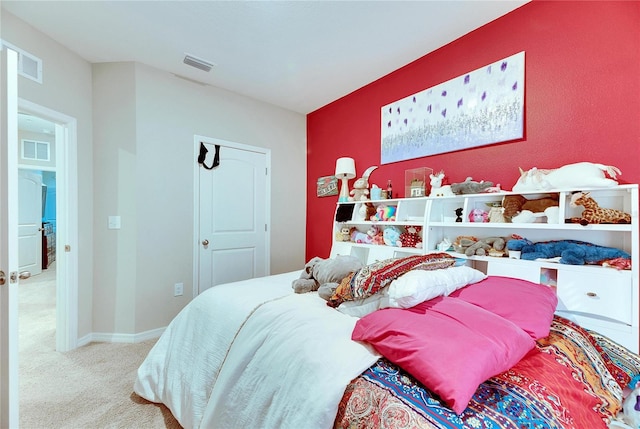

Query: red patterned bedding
[335,316,640,429]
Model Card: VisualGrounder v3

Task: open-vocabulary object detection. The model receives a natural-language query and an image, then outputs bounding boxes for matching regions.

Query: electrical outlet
[174,282,184,297]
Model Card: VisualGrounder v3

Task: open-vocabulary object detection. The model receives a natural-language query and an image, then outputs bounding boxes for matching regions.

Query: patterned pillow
[327,253,455,308]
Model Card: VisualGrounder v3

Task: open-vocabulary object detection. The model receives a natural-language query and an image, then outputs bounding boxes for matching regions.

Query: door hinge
[265,224,268,232]
[265,167,268,175]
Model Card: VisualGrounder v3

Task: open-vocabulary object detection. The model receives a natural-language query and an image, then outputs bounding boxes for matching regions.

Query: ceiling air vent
[183,54,214,72]
[1,40,43,83]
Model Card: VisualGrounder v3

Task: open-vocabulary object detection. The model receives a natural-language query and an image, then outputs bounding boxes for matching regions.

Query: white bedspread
[134,271,379,429]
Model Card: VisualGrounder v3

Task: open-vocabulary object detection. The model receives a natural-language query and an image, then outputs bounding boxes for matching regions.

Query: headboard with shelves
[329,184,639,352]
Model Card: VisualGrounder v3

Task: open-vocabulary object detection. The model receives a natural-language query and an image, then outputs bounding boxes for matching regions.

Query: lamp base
[338,178,350,202]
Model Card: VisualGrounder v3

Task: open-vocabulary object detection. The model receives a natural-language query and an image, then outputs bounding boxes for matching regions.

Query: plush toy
[350,227,372,244]
[468,208,488,222]
[383,226,401,246]
[506,238,631,266]
[429,171,454,197]
[397,225,422,248]
[371,205,396,222]
[502,194,559,220]
[512,162,621,192]
[367,224,384,245]
[453,236,478,254]
[292,255,364,300]
[335,226,351,242]
[451,177,494,195]
[349,166,378,201]
[486,203,506,223]
[569,191,631,225]
[461,236,506,257]
[357,202,377,221]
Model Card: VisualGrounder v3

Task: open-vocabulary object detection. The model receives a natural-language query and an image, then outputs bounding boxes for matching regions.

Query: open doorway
[16,99,79,355]
[17,112,58,357]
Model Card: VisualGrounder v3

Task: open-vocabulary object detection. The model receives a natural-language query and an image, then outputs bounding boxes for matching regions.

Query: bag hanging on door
[198,142,220,170]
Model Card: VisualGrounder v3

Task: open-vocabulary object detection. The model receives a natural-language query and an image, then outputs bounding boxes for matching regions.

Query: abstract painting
[381,51,525,164]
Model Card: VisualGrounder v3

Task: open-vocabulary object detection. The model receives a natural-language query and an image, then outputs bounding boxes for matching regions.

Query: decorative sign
[316,175,338,197]
[381,51,525,164]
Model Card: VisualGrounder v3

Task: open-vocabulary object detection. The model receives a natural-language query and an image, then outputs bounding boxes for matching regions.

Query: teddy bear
[397,225,423,248]
[506,238,630,266]
[292,255,363,300]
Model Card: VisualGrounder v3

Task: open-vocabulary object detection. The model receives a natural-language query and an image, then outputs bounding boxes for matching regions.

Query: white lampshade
[335,157,356,179]
[335,157,356,202]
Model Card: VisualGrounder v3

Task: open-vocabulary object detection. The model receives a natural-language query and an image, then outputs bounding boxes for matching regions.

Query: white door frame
[1,45,20,429]
[192,135,271,297]
[18,99,78,353]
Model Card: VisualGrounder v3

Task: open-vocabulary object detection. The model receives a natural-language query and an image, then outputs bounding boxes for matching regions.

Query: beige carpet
[18,263,181,428]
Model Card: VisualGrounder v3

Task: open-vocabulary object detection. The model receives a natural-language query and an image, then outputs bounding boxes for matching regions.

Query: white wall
[4,10,307,338]
[2,10,94,338]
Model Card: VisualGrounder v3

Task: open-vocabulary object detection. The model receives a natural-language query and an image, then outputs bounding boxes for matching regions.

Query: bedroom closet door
[197,138,270,294]
[1,46,20,429]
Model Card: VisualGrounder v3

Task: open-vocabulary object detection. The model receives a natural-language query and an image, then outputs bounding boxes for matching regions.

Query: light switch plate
[108,216,121,229]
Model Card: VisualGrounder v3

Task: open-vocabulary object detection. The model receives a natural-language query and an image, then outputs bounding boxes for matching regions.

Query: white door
[197,139,270,294]
[1,46,20,429]
[18,170,43,277]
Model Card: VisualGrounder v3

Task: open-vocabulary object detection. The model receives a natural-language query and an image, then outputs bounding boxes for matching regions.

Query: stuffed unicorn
[512,162,620,192]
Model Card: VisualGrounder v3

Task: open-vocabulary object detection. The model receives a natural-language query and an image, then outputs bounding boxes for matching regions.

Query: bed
[134,254,640,429]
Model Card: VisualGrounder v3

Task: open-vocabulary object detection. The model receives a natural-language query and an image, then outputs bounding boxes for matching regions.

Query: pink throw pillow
[449,276,558,340]
[352,296,535,414]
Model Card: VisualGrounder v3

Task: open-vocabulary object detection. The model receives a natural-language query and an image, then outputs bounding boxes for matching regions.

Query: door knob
[202,239,209,246]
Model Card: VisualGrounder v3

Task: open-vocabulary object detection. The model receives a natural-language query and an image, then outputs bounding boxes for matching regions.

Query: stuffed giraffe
[569,192,631,225]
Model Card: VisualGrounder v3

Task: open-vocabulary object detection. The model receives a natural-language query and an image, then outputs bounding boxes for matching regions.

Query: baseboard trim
[77,327,166,346]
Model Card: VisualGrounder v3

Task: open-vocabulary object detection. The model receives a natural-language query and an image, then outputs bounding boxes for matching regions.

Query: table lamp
[335,157,356,202]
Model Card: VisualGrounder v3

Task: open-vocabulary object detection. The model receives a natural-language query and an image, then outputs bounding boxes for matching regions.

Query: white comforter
[134,271,379,429]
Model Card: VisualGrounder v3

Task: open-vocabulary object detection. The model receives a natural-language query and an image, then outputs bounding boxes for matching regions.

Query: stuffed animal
[382,226,401,247]
[367,224,384,245]
[397,225,422,248]
[462,236,506,257]
[512,162,621,192]
[487,203,506,223]
[502,194,559,220]
[357,202,376,221]
[569,191,631,225]
[371,205,397,222]
[506,238,631,266]
[350,228,372,244]
[453,236,478,254]
[468,208,488,222]
[429,171,454,197]
[451,177,494,195]
[335,226,351,242]
[292,255,363,300]
[349,166,378,201]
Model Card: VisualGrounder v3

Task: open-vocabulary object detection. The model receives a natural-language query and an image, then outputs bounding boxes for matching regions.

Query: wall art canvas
[381,51,525,164]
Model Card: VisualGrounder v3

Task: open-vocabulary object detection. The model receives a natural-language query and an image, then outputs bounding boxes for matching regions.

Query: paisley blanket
[335,316,640,429]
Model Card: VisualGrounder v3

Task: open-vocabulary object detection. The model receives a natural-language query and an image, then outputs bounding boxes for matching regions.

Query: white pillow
[337,289,390,318]
[388,266,487,309]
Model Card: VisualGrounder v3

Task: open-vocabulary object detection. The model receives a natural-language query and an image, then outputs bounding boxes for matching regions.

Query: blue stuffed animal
[507,238,630,265]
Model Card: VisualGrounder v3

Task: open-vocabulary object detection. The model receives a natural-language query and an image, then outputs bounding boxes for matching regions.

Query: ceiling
[3,1,529,114]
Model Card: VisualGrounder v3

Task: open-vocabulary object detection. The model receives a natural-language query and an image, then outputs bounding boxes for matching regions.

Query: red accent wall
[306,1,640,261]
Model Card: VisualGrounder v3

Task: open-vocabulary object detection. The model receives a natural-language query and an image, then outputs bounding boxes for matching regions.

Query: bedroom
[1,0,639,427]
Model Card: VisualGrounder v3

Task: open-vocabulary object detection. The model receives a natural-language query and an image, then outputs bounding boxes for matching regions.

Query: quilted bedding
[135,263,640,429]
[336,316,640,429]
